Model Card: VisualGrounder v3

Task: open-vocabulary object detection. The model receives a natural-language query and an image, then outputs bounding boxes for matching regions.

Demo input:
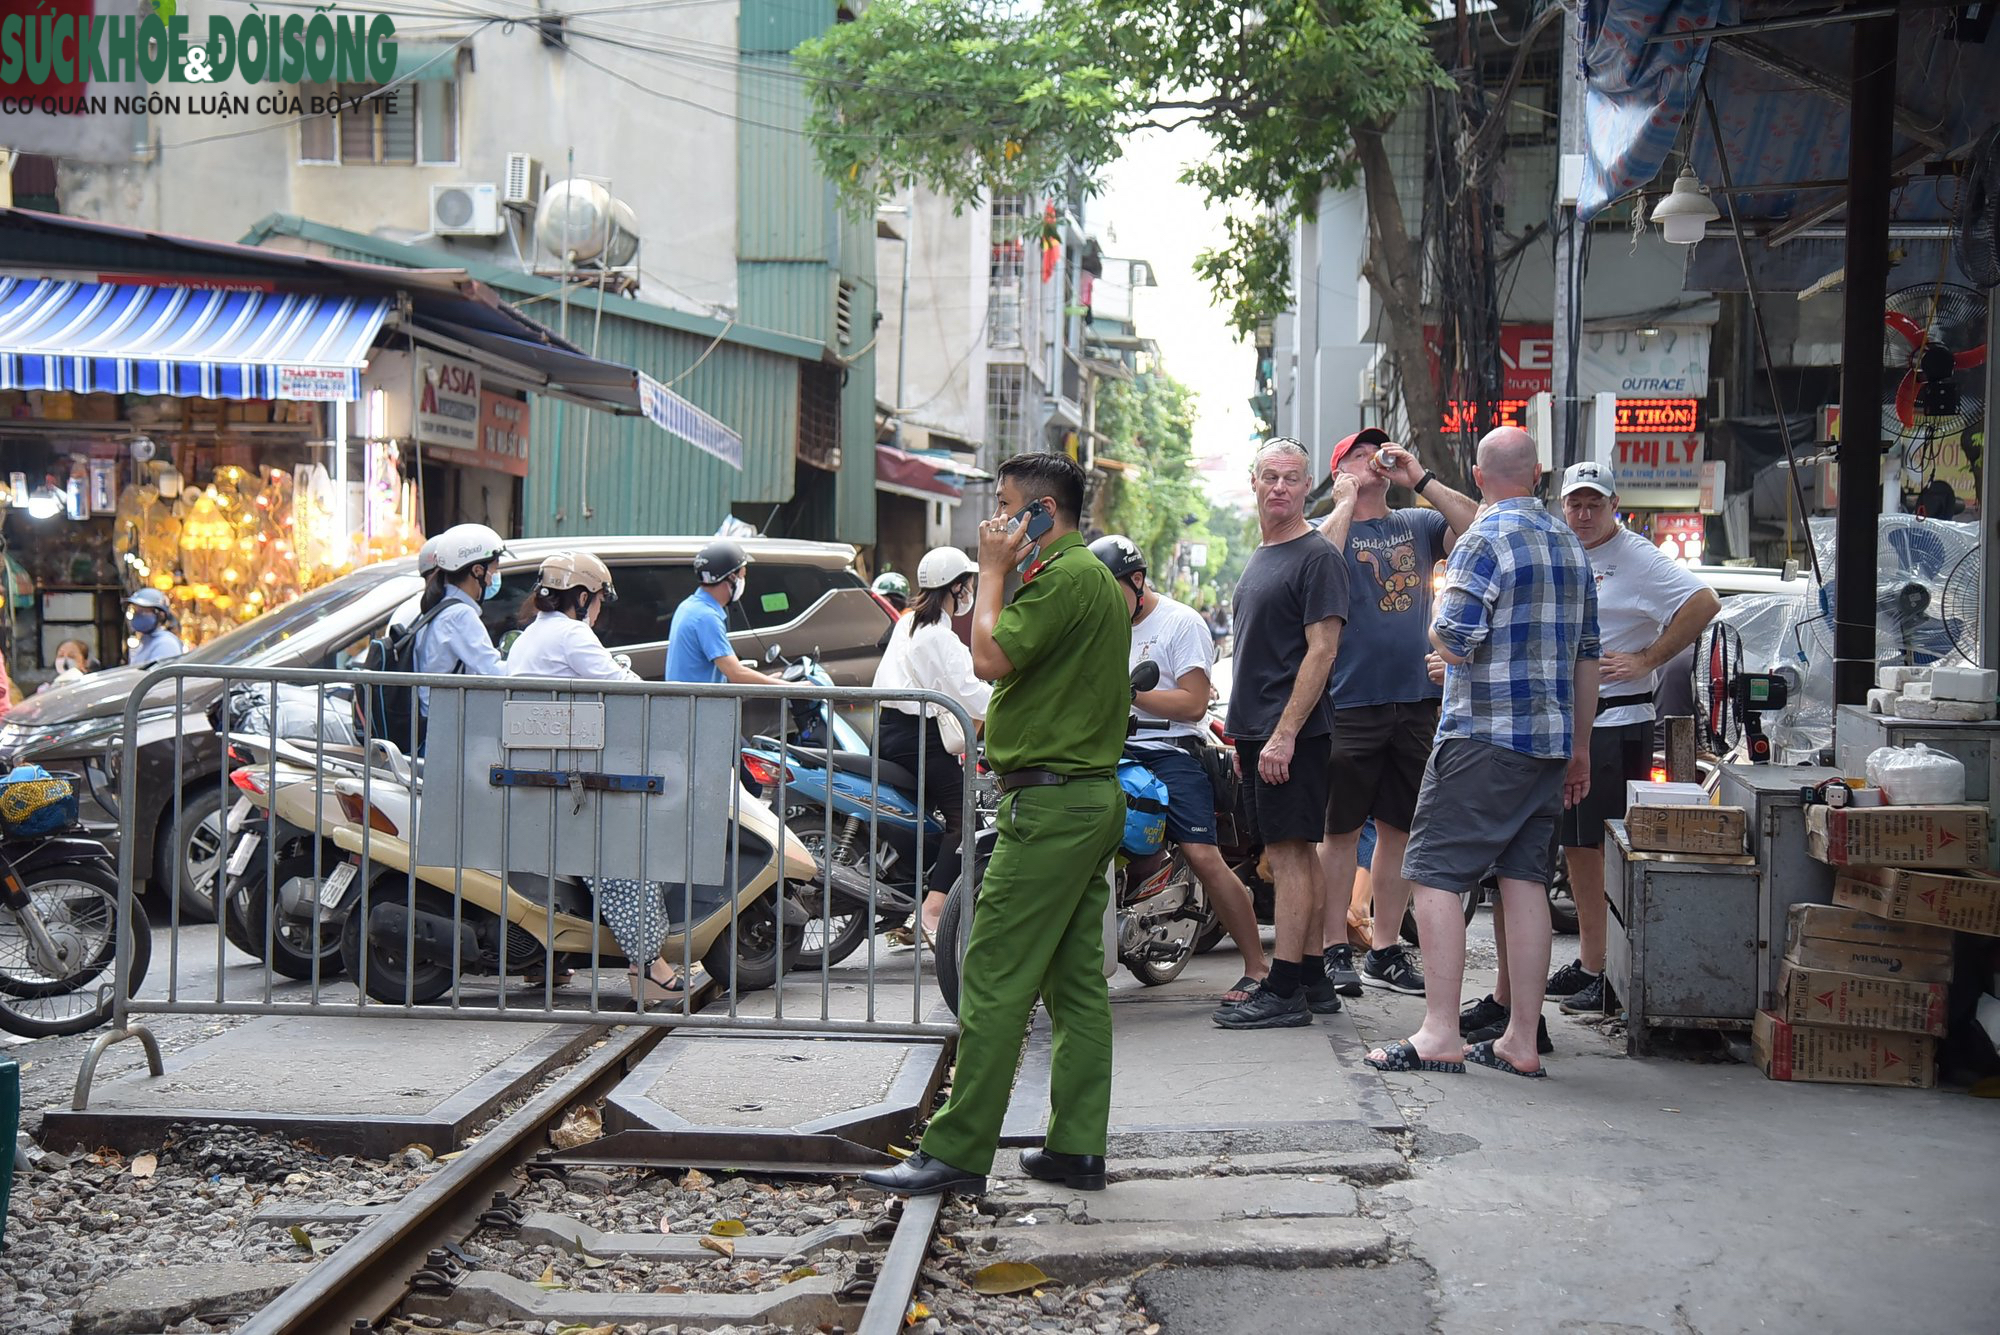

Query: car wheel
[155,785,228,925]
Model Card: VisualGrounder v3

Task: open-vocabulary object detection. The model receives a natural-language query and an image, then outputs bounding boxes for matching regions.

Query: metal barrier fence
[73,662,980,1109]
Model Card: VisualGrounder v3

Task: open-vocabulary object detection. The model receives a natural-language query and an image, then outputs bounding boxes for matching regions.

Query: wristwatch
[1414,470,1438,495]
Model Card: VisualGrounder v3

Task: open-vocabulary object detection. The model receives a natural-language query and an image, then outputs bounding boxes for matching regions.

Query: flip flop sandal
[1221,974,1261,1006]
[1363,1039,1467,1074]
[1465,1040,1547,1078]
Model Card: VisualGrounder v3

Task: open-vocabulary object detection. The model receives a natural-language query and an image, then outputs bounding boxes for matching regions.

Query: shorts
[1560,720,1656,849]
[1235,734,1333,846]
[1402,738,1566,894]
[1326,701,1440,834]
[1127,745,1217,846]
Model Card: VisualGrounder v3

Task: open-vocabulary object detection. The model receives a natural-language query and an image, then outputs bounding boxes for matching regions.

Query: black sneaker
[1213,983,1311,1029]
[1304,977,1345,1015]
[1560,974,1619,1015]
[1465,1010,1555,1055]
[1360,945,1426,994]
[1322,945,1364,997]
[1546,959,1600,999]
[1459,993,1509,1037]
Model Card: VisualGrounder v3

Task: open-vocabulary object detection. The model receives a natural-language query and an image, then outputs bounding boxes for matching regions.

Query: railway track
[231,1023,947,1335]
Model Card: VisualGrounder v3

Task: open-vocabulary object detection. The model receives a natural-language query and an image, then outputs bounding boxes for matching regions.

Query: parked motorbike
[0,768,152,1037]
[934,662,1220,1015]
[323,759,855,1005]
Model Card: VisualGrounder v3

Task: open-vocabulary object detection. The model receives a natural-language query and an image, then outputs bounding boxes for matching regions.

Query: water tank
[534,178,639,266]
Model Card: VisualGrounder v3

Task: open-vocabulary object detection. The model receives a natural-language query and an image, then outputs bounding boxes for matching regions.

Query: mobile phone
[1009,499,1054,573]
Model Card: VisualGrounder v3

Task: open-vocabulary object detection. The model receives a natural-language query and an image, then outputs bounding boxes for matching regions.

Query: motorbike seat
[509,870,593,915]
[779,744,927,795]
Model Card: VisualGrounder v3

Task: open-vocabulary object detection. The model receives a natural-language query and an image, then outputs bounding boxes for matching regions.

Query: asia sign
[410,389,531,477]
[415,351,479,451]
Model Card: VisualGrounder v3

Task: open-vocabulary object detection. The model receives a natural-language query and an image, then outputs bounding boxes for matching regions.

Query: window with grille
[990,195,1028,281]
[798,363,841,472]
[985,364,1028,460]
[835,280,856,346]
[301,80,458,164]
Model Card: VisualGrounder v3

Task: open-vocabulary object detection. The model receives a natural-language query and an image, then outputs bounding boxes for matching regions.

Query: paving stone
[1000,1174,1361,1222]
[70,1261,315,1335]
[972,1217,1390,1284]
[1137,1260,1437,1335]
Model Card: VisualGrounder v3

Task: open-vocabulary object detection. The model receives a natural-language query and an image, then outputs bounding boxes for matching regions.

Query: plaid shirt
[1432,497,1601,759]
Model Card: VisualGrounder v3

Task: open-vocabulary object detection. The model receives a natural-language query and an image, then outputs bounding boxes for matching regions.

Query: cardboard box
[74,393,119,422]
[1806,803,1990,869]
[1625,805,1747,855]
[1778,958,1948,1037]
[1786,903,1954,955]
[1626,780,1706,810]
[1833,866,2000,939]
[1782,926,1953,984]
[1752,1009,1936,1088]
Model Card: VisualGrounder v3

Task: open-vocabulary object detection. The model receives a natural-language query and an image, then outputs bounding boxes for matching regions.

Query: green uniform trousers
[921,777,1126,1175]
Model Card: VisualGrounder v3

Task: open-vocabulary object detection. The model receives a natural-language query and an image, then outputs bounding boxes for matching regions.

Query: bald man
[1364,427,1600,1079]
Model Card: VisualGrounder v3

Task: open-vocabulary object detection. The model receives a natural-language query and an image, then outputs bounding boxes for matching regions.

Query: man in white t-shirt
[1090,536,1269,1004]
[1473,462,1720,1031]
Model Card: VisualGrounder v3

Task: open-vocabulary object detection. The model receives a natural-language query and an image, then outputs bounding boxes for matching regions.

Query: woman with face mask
[411,523,509,730]
[871,546,991,943]
[38,638,96,694]
[124,589,185,667]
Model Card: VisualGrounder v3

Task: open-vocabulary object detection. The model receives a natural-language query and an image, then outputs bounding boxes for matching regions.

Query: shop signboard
[1651,512,1705,565]
[1425,323,1711,433]
[418,391,533,477]
[276,366,352,401]
[416,351,481,451]
[1615,433,1705,506]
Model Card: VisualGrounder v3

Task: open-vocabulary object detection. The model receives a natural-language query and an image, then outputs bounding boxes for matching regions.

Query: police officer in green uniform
[862,451,1130,1197]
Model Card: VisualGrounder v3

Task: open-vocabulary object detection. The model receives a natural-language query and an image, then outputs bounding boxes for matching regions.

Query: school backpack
[1116,757,1171,858]
[359,601,450,751]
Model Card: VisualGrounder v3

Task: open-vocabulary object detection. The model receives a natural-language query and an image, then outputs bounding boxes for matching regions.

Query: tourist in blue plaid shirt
[1365,427,1600,1081]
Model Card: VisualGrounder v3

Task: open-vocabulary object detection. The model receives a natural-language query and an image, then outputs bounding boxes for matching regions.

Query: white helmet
[431,523,508,574]
[916,546,977,590]
[414,534,441,576]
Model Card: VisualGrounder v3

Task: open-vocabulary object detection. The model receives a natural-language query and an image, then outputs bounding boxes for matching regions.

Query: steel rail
[856,1192,945,1335]
[234,1023,659,1335]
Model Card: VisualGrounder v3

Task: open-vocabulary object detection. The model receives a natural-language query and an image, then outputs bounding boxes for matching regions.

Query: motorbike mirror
[1130,662,1161,693]
[765,644,783,664]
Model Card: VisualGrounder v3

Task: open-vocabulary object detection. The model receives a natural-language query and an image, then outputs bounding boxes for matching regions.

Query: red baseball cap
[1329,427,1392,476]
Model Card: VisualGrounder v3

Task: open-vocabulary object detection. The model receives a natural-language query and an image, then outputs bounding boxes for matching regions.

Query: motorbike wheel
[0,862,153,1037]
[782,814,882,973]
[156,784,228,925]
[1399,889,1481,949]
[339,875,456,1005]
[1547,848,1579,935]
[1121,856,1210,987]
[224,847,349,981]
[934,877,972,1017]
[700,891,794,995]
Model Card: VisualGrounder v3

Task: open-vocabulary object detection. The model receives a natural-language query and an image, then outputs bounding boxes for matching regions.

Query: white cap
[1561,461,1617,497]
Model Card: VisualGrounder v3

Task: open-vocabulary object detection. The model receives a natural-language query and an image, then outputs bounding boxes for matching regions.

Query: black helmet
[693,539,749,584]
[1089,534,1147,581]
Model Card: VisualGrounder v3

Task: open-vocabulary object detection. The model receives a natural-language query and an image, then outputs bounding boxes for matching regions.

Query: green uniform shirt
[985,531,1132,777]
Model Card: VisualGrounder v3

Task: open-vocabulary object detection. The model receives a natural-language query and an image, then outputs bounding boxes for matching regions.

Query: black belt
[1596,690,1654,717]
[996,768,1072,793]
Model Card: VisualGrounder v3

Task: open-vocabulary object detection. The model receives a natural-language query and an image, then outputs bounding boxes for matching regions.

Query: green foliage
[795,0,1448,331]
[1094,372,1237,600]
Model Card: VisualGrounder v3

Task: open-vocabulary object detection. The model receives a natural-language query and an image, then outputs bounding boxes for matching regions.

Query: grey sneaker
[1546,959,1599,999]
[1560,973,1618,1015]
[1303,977,1345,1015]
[1213,983,1311,1029]
[1360,944,1426,994]
[1322,944,1364,997]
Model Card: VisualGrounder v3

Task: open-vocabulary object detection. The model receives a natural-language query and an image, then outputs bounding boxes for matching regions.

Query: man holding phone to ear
[863,451,1131,1199]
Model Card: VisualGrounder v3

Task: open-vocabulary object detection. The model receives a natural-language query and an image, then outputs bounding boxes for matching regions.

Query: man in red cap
[1313,427,1478,996]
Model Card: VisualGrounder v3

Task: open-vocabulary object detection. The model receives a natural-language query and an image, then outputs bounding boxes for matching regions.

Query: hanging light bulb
[1651,164,1720,245]
[25,486,63,520]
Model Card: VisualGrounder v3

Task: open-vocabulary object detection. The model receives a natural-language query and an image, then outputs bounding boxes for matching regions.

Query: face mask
[482,570,503,601]
[130,612,159,634]
[951,586,975,617]
[731,574,747,603]
[56,657,78,674]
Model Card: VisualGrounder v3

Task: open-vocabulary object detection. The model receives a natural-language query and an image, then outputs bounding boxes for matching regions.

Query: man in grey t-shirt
[1312,429,1478,997]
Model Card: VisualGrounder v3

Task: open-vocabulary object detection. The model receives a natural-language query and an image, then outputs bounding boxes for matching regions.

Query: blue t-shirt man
[1326,506,1450,707]
[664,587,734,684]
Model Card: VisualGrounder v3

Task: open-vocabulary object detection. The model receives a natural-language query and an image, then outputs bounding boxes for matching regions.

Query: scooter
[323,762,858,1005]
[0,768,152,1038]
[934,663,1219,1015]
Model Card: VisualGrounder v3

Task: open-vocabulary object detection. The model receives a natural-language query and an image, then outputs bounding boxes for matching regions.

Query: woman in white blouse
[505,553,688,1003]
[870,546,991,942]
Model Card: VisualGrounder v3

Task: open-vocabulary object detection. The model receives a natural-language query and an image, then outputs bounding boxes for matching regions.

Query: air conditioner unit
[502,152,540,208]
[431,182,503,236]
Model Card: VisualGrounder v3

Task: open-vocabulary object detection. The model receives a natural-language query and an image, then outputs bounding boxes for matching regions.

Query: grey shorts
[1402,738,1567,893]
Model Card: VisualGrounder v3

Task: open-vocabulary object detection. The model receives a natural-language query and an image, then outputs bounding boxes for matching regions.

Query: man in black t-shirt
[1215,438,1351,1031]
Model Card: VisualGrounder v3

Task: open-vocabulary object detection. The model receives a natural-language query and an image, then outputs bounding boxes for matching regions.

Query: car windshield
[182,567,410,666]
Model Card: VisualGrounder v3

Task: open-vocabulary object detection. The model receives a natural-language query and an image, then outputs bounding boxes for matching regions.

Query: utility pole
[893,189,913,451]
[1550,5,1586,473]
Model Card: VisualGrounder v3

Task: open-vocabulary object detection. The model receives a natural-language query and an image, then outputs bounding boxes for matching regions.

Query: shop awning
[0,276,389,400]
[875,444,964,501]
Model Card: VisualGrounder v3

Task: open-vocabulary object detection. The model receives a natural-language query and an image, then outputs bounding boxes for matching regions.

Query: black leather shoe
[1021,1147,1107,1191]
[859,1151,986,1197]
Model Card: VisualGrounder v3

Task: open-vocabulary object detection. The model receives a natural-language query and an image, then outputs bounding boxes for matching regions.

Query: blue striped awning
[0,277,391,401]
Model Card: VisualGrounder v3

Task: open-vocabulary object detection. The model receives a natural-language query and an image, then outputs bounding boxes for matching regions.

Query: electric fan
[1959,124,2000,290]
[1694,622,1789,763]
[1881,282,1987,442]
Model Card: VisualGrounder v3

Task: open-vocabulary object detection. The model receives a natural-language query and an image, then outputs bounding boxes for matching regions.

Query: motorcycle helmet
[1089,534,1147,580]
[872,571,910,600]
[431,523,508,574]
[694,538,750,584]
[124,588,172,613]
[537,552,618,603]
[916,547,977,590]
[414,534,441,576]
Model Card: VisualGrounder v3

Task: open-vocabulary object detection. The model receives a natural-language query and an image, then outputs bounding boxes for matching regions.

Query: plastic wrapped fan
[1865,743,1966,806]
[207,681,361,746]
[1710,591,1831,757]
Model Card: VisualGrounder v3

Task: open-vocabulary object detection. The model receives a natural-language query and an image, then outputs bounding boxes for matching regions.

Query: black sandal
[1364,1039,1466,1074]
[1465,1040,1547,1078]
[1220,974,1261,1006]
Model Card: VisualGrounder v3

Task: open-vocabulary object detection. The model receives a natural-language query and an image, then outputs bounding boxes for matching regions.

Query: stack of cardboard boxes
[1753,803,1997,1088]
